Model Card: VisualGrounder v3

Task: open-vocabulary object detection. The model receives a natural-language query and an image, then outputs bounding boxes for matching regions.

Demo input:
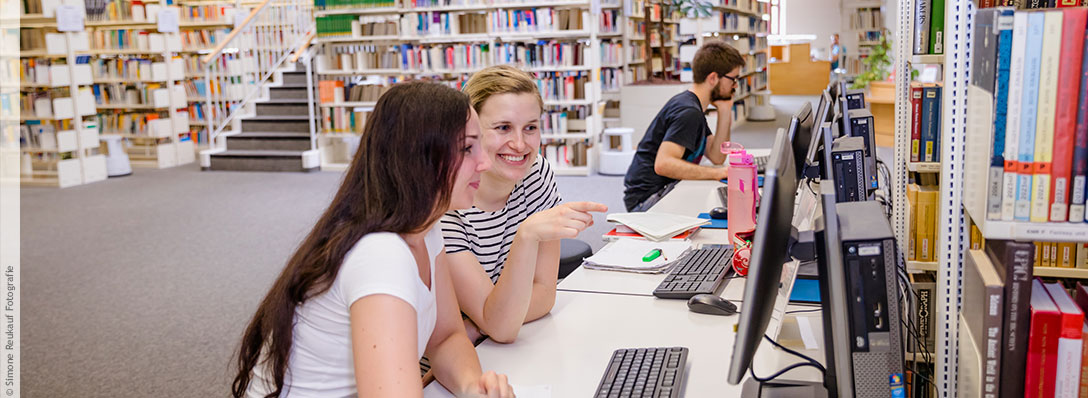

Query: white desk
[424,290,823,397]
[557,179,732,296]
[425,172,828,397]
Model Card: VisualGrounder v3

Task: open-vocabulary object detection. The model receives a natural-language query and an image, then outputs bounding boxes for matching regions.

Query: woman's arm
[447,202,605,343]
[349,295,426,398]
[427,253,513,397]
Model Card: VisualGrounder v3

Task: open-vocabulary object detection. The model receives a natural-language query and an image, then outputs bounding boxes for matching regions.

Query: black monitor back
[727,127,799,385]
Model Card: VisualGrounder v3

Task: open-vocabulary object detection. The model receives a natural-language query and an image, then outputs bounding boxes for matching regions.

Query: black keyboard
[594,347,689,398]
[755,155,768,173]
[653,248,734,299]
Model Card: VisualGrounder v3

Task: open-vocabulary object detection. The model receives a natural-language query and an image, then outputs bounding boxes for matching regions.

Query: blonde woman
[442,65,608,343]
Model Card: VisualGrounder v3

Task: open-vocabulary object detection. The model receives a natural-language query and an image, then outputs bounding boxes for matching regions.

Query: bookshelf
[841,0,885,77]
[892,0,958,395]
[18,4,109,188]
[310,0,607,175]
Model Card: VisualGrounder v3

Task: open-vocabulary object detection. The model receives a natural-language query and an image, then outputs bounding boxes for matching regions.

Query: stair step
[208,150,317,172]
[243,115,310,121]
[232,132,311,139]
[255,98,309,104]
[212,149,308,158]
[271,83,308,89]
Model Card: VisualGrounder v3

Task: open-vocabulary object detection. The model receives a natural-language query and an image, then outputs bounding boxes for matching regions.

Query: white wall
[783,0,844,58]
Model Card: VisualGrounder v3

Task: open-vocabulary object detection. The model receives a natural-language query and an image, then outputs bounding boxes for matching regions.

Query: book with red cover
[1027,278,1063,398]
[1044,281,1085,398]
[911,83,923,163]
[1070,282,1088,398]
[1051,8,1087,221]
[602,226,698,242]
[1070,14,1088,222]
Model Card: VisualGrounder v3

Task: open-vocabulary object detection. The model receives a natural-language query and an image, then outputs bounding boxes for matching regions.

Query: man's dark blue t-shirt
[623,91,711,211]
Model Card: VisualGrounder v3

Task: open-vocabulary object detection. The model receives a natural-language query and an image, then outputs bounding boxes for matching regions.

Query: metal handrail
[198,0,314,153]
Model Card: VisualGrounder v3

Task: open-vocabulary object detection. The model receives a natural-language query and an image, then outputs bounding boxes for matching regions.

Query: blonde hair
[463,65,544,113]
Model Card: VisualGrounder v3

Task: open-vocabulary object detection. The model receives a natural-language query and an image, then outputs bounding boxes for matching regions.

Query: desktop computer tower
[846,109,878,192]
[830,136,867,203]
[844,89,866,111]
[836,201,904,397]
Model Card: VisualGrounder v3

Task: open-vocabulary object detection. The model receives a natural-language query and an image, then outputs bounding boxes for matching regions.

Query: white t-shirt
[246,227,442,398]
[441,158,562,282]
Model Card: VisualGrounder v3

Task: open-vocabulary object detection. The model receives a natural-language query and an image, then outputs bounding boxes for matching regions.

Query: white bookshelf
[312,0,605,175]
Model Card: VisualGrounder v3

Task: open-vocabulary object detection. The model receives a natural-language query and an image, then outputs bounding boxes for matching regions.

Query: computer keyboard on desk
[755,155,768,173]
[653,247,734,299]
[595,347,689,398]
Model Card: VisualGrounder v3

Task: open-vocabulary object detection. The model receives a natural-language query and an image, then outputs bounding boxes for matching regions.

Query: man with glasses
[623,41,747,212]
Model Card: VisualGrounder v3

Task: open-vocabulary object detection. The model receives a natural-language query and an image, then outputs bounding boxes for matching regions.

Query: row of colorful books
[974,8,1088,223]
[959,240,1088,398]
[908,83,942,163]
[540,141,589,168]
[912,0,946,55]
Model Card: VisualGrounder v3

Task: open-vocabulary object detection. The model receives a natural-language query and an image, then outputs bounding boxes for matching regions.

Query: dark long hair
[231,81,471,397]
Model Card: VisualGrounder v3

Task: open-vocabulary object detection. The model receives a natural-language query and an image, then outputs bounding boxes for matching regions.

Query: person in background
[230,82,514,398]
[442,65,608,344]
[830,33,845,72]
[622,40,747,212]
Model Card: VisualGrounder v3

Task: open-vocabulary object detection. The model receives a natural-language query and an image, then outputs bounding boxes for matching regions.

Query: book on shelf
[908,272,936,358]
[908,182,939,262]
[969,8,1088,223]
[959,249,1006,397]
[1043,281,1084,398]
[984,240,1035,398]
[1027,278,1062,398]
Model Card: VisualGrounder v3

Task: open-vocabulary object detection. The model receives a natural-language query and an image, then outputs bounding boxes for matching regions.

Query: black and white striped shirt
[441,158,562,282]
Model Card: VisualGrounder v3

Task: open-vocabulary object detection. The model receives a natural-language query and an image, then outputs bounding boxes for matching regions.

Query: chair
[558,239,592,280]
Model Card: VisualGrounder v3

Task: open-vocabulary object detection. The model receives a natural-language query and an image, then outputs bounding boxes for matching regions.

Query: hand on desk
[521,201,608,242]
[456,371,514,398]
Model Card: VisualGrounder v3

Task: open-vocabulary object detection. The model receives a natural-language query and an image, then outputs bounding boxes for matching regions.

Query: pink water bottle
[727,150,758,246]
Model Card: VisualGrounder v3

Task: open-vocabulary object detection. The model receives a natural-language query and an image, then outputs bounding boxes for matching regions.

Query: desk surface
[424,289,823,397]
[426,172,828,397]
[557,179,731,296]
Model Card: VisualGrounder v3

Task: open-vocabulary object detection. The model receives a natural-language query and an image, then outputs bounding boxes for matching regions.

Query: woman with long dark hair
[231,81,514,398]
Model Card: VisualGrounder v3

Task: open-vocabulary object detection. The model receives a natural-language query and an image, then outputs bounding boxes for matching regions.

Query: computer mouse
[687,294,737,316]
[709,206,728,220]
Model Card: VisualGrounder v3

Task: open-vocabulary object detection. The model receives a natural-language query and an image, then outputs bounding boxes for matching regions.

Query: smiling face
[449,108,491,211]
[477,93,542,183]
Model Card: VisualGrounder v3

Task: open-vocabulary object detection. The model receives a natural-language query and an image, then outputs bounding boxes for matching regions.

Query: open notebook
[606,212,710,241]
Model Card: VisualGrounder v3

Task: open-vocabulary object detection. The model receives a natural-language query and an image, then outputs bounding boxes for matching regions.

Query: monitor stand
[742,379,828,397]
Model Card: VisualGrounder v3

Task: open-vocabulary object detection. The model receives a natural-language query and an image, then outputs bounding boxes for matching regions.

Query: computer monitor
[788,102,814,177]
[802,91,834,178]
[727,128,800,387]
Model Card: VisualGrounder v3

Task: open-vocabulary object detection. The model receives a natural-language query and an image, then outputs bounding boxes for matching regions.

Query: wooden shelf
[907,261,938,272]
[907,162,940,172]
[1033,267,1088,279]
[911,54,944,65]
[965,206,1088,243]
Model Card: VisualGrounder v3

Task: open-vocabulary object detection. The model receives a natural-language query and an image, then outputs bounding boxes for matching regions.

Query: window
[769,0,785,36]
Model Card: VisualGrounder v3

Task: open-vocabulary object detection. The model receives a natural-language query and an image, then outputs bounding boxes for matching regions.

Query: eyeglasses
[721,74,739,85]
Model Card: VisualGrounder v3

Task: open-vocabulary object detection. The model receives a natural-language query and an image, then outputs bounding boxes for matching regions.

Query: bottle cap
[729,150,753,166]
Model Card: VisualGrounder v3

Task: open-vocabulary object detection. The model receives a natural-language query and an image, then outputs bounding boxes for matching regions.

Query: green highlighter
[642,248,663,262]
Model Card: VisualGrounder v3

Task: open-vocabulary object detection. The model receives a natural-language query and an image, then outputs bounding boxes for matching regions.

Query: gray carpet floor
[19,95,811,397]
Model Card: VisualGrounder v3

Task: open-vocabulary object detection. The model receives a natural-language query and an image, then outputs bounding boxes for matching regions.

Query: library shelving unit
[311,0,605,175]
[80,1,198,169]
[683,0,769,126]
[889,1,1088,396]
[17,5,109,187]
[842,0,885,77]
[174,1,237,146]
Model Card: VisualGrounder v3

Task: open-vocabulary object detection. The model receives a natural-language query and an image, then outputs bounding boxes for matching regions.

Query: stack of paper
[582,239,693,274]
[606,212,710,241]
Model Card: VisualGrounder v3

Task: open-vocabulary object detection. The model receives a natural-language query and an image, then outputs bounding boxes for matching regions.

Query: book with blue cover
[1016,12,1045,221]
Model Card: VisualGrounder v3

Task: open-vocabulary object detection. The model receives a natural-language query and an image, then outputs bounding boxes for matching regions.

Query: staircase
[205,69,319,172]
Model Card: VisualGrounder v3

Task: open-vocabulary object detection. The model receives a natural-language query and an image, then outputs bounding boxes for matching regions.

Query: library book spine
[987,240,1035,398]
[1050,8,1087,222]
[1031,10,1063,222]
[993,10,1016,220]
[1071,13,1088,223]
[911,84,923,163]
[1018,12,1046,221]
[921,85,941,163]
[1004,12,1030,221]
[914,0,931,55]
